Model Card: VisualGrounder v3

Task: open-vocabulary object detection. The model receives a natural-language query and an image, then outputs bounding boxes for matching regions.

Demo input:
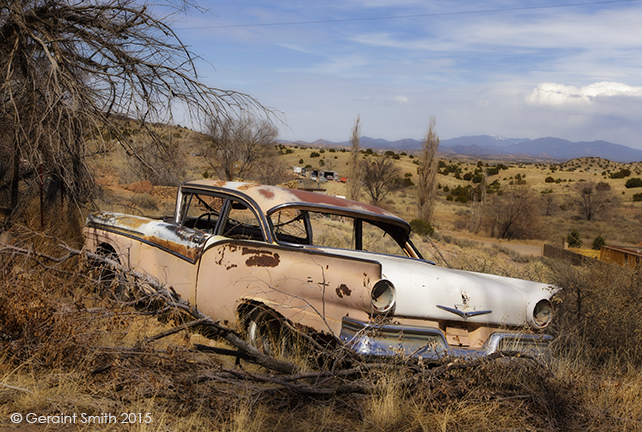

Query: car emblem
[437,292,492,319]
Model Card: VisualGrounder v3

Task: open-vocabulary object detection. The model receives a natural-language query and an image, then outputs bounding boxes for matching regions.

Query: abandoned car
[84,180,559,359]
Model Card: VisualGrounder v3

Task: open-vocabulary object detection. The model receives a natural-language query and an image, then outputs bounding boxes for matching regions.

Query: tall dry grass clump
[550,261,642,368]
[0,233,98,369]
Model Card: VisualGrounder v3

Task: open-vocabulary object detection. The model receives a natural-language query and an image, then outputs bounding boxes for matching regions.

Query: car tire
[244,306,293,358]
[93,246,131,302]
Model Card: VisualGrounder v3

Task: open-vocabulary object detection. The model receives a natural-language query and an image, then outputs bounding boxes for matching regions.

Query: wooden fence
[599,245,642,270]
[542,244,594,266]
[543,243,642,269]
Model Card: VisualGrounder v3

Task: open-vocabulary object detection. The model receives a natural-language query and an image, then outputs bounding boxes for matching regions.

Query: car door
[193,197,382,336]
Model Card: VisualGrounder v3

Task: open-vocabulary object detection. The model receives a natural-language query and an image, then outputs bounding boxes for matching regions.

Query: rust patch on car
[242,247,280,267]
[146,235,202,262]
[336,284,352,298]
[287,188,395,216]
[258,188,275,199]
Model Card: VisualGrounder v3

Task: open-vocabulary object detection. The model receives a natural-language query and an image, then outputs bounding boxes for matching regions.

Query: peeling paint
[242,247,280,267]
[336,284,352,298]
[86,212,206,262]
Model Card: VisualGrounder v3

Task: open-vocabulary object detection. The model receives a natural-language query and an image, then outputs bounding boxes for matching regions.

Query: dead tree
[417,117,440,224]
[0,0,270,228]
[203,116,279,181]
[573,181,615,221]
[347,115,362,201]
[362,155,401,206]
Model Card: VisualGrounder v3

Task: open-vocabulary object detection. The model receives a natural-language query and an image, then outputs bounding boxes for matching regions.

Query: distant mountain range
[291,136,642,163]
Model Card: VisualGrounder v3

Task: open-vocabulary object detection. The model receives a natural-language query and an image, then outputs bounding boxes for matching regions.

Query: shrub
[410,219,434,236]
[310,152,320,158]
[625,177,642,188]
[633,192,642,202]
[450,185,470,203]
[610,169,631,178]
[486,167,500,176]
[567,228,582,248]
[553,263,642,367]
[592,234,606,250]
[400,177,414,187]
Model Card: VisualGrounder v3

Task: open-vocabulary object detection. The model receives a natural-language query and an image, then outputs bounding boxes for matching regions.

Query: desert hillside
[1,126,641,431]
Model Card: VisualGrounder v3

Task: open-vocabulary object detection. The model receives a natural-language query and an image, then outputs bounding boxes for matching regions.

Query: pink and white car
[84,180,559,359]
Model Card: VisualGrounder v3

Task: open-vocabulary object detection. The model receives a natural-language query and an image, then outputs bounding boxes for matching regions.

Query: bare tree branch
[362,154,401,206]
[0,0,275,226]
[203,115,280,181]
[0,239,298,374]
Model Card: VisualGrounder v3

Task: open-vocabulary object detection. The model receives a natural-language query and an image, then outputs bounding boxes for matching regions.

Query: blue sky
[168,0,642,148]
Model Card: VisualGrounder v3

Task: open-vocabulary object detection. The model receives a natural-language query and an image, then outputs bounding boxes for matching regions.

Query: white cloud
[527,82,642,106]
[390,95,410,104]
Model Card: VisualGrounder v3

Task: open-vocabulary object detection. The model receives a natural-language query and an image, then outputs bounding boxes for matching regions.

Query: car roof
[182,180,410,232]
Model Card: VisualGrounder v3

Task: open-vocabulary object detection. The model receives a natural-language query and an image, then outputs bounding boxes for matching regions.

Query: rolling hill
[292,135,642,163]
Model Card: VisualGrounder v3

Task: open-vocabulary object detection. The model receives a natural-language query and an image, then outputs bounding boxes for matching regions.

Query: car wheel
[94,246,131,302]
[245,307,292,358]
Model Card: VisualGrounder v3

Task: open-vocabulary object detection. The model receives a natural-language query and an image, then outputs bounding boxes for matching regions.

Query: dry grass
[1,229,642,431]
[4,145,642,430]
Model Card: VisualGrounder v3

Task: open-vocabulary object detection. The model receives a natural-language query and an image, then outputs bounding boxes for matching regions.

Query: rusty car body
[84,180,559,359]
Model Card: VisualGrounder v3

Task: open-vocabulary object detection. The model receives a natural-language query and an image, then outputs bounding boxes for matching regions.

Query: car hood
[314,247,559,328]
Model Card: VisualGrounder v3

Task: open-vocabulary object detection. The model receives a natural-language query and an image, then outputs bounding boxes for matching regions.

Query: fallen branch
[1,240,299,375]
[0,382,34,395]
[140,316,211,345]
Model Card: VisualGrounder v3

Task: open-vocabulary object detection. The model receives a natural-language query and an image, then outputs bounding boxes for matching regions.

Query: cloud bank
[528,82,642,105]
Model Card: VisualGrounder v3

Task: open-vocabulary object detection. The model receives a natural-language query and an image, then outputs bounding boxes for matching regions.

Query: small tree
[361,155,400,206]
[574,181,614,221]
[567,229,582,248]
[592,234,606,250]
[417,117,440,224]
[204,116,278,181]
[347,115,362,201]
[486,186,540,239]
